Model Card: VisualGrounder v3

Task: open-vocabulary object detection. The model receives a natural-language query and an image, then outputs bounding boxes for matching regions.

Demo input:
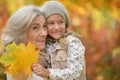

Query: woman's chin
[36,45,45,50]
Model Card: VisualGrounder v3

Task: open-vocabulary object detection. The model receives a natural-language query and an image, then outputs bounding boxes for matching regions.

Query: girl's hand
[32,63,50,78]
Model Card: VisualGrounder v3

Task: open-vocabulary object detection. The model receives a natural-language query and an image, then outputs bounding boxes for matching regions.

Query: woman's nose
[39,28,47,37]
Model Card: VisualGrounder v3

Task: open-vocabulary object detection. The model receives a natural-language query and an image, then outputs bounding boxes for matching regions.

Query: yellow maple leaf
[0,41,5,56]
[0,42,39,79]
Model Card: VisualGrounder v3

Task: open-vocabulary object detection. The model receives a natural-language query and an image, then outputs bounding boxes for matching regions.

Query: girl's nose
[54,23,60,29]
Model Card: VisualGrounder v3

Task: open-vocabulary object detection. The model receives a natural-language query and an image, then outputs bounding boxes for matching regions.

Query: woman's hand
[32,63,50,78]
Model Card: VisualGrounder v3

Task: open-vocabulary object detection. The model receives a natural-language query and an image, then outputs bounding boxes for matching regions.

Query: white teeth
[52,32,61,34]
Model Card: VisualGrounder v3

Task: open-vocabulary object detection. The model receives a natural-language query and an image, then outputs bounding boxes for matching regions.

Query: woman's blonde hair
[1,5,44,46]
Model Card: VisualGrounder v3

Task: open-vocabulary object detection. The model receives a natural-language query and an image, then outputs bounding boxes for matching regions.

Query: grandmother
[1,5,48,80]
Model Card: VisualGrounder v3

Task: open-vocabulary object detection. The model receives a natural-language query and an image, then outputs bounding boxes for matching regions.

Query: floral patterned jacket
[46,34,86,80]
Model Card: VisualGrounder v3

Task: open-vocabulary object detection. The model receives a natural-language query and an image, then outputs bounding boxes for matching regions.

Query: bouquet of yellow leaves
[0,42,39,80]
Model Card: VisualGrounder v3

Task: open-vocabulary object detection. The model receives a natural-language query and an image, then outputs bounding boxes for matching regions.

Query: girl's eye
[58,20,65,25]
[59,20,64,24]
[47,22,54,25]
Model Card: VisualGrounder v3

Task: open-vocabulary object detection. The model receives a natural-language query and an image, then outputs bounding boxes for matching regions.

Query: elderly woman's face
[27,15,47,50]
[46,14,65,40]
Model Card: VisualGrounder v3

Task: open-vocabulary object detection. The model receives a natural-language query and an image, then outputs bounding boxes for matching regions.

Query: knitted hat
[41,1,70,28]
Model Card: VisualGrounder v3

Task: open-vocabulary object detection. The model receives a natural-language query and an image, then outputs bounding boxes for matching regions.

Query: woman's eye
[32,26,38,29]
[43,25,47,30]
[32,26,39,31]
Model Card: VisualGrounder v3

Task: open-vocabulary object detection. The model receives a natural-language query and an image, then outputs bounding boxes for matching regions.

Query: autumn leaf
[0,53,15,65]
[0,41,4,51]
[0,41,5,56]
[0,42,39,79]
[5,42,18,53]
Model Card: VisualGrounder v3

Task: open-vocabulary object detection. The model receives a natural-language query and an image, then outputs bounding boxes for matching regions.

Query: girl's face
[46,14,66,40]
[27,15,47,50]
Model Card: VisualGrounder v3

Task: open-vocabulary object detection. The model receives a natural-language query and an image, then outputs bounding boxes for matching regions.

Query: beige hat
[41,1,70,28]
